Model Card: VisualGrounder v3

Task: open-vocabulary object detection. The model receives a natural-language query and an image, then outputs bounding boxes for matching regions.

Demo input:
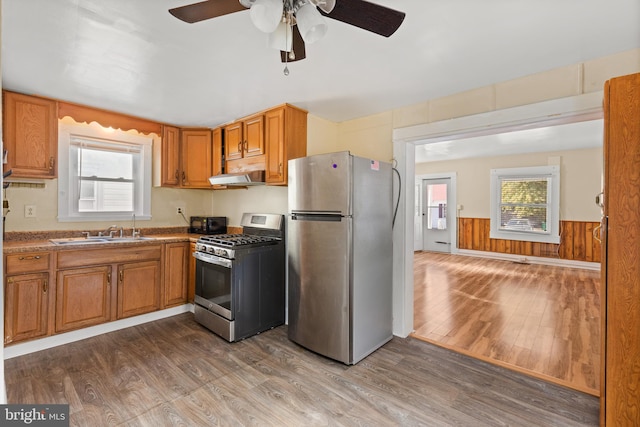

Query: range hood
[209,170,266,186]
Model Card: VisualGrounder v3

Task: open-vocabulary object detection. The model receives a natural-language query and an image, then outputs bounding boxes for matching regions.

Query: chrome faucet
[132,214,140,238]
[99,225,118,237]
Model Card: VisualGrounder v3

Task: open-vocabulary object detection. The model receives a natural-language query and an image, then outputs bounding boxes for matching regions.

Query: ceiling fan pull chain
[283,18,291,76]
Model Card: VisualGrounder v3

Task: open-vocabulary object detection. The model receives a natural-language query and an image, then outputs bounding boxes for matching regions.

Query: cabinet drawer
[57,244,162,269]
[6,252,50,274]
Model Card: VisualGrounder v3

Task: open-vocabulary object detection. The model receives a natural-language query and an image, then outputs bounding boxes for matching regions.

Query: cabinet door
[212,127,223,177]
[4,273,49,344]
[601,72,640,426]
[3,91,57,178]
[188,242,196,303]
[243,114,265,157]
[164,242,189,307]
[181,129,212,188]
[56,266,111,333]
[225,121,243,161]
[265,105,307,185]
[265,107,286,184]
[118,260,161,319]
[161,125,181,186]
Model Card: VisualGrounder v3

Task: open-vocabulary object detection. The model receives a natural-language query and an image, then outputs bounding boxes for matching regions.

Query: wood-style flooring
[5,313,598,426]
[413,252,601,396]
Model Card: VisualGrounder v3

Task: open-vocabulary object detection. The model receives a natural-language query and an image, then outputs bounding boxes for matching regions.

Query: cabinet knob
[182,171,186,184]
[107,272,112,284]
[19,255,41,260]
[243,140,248,152]
[49,157,55,171]
[43,279,48,293]
[119,270,124,282]
[238,141,242,154]
[175,170,179,180]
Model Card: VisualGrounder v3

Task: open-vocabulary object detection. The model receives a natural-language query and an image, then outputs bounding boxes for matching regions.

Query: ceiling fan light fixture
[295,2,327,44]
[268,21,293,52]
[310,0,336,13]
[249,0,283,33]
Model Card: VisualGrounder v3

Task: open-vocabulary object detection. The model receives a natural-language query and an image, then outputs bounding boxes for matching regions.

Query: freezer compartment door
[288,151,352,214]
[287,214,351,364]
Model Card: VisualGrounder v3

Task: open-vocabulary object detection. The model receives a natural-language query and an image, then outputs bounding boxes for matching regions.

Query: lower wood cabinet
[4,251,52,345]
[56,266,111,333]
[188,242,196,303]
[55,244,163,333]
[164,242,189,307]
[4,241,190,345]
[117,260,161,319]
[4,273,49,344]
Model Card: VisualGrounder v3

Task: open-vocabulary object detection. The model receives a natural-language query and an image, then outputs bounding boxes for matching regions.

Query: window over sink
[58,120,152,222]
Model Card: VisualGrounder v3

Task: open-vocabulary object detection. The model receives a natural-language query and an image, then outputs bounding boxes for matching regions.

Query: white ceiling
[415,119,604,163]
[2,0,639,129]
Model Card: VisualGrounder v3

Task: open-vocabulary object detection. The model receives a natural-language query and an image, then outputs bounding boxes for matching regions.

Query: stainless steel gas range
[192,213,285,342]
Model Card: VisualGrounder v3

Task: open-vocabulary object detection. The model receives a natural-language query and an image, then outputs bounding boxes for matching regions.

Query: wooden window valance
[57,101,162,136]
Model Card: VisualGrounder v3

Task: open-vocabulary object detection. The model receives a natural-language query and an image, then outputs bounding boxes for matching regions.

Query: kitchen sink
[50,236,156,245]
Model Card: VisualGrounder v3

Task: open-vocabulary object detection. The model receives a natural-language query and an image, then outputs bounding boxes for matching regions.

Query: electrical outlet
[25,205,36,218]
[177,207,183,215]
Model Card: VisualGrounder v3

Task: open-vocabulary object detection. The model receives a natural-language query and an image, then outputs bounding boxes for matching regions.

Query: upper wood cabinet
[264,104,307,185]
[212,127,223,178]
[224,113,265,161]
[160,126,214,189]
[223,104,307,185]
[161,125,181,186]
[180,128,213,188]
[2,90,58,179]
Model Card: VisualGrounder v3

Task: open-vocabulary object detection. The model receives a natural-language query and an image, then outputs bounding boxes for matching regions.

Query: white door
[422,178,452,253]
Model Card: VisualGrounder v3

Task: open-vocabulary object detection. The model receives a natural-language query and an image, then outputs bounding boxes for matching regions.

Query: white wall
[415,147,603,221]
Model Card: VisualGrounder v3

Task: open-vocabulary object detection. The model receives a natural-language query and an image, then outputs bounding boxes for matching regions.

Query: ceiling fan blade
[320,0,405,37]
[169,0,247,24]
[280,26,306,63]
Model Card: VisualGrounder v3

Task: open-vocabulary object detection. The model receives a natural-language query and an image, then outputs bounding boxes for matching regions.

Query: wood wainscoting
[458,218,601,263]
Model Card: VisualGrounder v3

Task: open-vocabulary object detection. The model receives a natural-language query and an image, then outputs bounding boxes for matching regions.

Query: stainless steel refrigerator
[287,151,393,364]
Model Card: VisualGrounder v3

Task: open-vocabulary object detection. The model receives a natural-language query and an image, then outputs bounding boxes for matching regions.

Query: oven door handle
[193,251,232,268]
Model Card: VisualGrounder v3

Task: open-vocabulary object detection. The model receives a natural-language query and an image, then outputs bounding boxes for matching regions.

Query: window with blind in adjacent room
[489,165,560,244]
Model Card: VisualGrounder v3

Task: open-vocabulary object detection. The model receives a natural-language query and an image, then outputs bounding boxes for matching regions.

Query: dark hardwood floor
[5,313,598,426]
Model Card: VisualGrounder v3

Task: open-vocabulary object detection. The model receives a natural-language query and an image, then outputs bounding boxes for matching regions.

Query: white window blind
[490,166,560,244]
[58,122,152,222]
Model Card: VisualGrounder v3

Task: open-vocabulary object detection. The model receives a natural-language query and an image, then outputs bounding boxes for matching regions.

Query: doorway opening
[392,93,604,395]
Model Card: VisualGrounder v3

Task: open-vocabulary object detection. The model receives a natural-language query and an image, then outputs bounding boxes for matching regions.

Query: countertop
[3,233,204,254]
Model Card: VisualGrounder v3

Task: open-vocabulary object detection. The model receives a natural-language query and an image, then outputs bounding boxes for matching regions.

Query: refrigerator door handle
[290,212,347,222]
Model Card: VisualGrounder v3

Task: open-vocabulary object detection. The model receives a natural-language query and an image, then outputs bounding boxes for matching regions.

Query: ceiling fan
[169,0,405,70]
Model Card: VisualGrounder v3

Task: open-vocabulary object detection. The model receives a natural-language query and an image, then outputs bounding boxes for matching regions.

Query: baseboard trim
[4,304,194,360]
[456,249,601,271]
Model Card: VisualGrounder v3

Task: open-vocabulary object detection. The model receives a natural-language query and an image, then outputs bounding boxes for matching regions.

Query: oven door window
[195,259,233,320]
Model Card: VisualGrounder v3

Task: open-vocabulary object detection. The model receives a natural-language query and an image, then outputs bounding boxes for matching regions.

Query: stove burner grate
[198,233,279,248]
